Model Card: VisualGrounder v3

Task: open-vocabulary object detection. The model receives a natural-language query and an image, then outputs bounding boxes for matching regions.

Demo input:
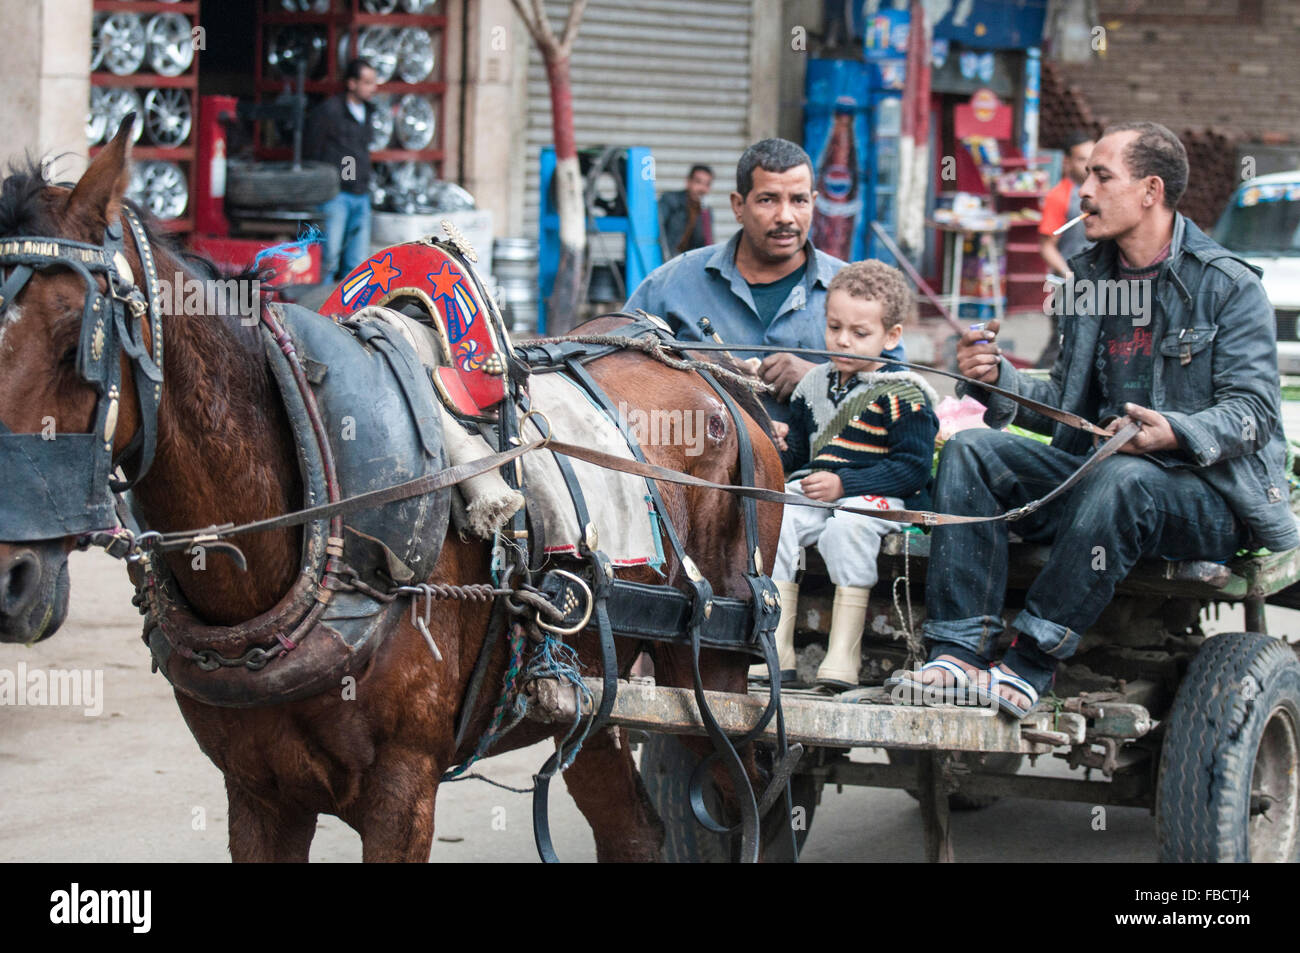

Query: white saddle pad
[519,373,664,569]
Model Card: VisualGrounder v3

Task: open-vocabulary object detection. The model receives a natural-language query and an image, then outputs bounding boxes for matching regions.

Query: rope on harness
[443,622,530,782]
[531,331,770,394]
[441,618,595,786]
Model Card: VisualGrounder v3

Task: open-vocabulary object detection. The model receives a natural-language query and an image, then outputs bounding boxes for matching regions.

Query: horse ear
[64,113,134,230]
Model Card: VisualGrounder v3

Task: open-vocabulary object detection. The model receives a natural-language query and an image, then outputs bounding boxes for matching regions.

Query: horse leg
[226,783,318,863]
[562,725,665,862]
[353,751,440,863]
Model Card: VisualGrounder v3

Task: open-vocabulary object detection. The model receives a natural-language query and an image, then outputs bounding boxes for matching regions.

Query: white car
[1212,171,1300,373]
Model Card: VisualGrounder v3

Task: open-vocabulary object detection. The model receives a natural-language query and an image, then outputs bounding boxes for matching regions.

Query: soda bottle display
[812,99,863,261]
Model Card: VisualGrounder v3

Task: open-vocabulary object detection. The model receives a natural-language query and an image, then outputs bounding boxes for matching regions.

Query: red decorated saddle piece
[320,240,509,417]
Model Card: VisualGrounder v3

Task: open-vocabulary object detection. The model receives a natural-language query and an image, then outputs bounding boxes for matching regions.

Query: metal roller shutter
[523,0,755,250]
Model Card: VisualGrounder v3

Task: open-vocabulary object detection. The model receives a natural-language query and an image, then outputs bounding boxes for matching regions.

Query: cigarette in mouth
[1053,211,1091,236]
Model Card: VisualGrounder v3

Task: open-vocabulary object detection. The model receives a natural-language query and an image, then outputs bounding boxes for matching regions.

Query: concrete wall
[0,0,91,180]
[460,0,531,239]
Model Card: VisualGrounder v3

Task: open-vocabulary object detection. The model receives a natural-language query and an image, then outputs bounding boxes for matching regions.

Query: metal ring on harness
[534,569,594,636]
[518,408,554,447]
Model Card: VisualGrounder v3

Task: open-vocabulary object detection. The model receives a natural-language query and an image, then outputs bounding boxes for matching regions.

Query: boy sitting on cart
[752,260,940,688]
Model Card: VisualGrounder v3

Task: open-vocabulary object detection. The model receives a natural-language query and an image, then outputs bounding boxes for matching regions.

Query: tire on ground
[889,750,1024,811]
[639,732,817,862]
[1157,631,1300,862]
[225,160,340,209]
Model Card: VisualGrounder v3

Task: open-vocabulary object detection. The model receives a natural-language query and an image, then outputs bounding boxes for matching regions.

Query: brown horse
[0,125,786,861]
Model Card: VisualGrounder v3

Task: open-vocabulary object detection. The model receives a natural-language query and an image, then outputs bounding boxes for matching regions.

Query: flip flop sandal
[977,663,1041,719]
[884,658,981,707]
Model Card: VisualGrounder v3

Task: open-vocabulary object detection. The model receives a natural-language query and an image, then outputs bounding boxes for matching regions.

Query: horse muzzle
[0,542,70,644]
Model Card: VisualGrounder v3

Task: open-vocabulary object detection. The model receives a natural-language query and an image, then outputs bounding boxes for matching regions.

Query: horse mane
[0,155,265,343]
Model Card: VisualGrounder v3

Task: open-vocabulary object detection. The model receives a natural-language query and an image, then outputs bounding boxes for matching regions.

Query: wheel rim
[267,27,326,79]
[146,13,195,77]
[86,88,108,146]
[396,28,435,83]
[91,13,107,71]
[101,88,144,143]
[358,27,400,84]
[363,0,399,13]
[101,14,146,76]
[144,88,192,147]
[396,94,435,150]
[1249,703,1300,862]
[141,161,188,220]
[387,160,435,209]
[369,95,394,151]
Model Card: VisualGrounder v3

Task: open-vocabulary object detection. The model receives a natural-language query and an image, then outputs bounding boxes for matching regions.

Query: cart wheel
[890,750,1023,811]
[638,733,817,862]
[1157,631,1300,862]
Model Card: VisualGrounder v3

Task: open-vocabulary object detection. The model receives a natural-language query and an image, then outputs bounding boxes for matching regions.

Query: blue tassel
[252,223,323,278]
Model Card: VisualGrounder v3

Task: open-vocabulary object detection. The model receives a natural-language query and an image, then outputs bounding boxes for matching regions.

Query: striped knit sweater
[780,365,940,506]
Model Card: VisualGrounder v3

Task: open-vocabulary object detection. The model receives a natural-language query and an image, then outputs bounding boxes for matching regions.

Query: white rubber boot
[749,580,800,684]
[816,585,870,689]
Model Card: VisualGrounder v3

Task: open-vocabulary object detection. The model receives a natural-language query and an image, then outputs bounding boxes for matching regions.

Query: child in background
[752,260,939,689]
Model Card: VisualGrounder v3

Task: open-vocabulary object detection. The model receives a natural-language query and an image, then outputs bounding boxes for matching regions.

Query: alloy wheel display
[396,94,436,150]
[143,88,193,147]
[99,87,145,143]
[145,13,196,77]
[384,160,436,209]
[86,88,109,146]
[369,94,394,151]
[139,161,189,220]
[90,13,107,71]
[266,26,327,79]
[396,28,435,83]
[100,13,147,76]
[357,26,400,84]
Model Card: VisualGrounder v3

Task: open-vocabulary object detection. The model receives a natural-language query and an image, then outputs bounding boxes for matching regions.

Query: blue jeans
[922,428,1246,693]
[318,191,372,283]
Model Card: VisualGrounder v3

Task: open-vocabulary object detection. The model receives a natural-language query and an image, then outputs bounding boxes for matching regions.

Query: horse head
[0,118,152,643]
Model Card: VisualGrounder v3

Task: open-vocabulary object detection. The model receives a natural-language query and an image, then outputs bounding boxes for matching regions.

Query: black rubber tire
[890,750,1024,811]
[639,733,817,862]
[225,159,339,209]
[1156,631,1300,863]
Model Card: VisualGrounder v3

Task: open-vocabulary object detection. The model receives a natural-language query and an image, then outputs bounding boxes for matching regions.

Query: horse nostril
[0,551,40,616]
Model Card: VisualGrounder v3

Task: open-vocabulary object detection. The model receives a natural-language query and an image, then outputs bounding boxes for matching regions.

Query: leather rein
[133,336,1140,559]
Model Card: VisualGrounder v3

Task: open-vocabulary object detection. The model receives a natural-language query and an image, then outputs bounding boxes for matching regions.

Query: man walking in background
[658,164,715,260]
[1037,130,1095,366]
[304,58,378,283]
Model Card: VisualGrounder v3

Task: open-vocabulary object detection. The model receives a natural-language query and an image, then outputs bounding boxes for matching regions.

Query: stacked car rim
[91,2,196,223]
[396,95,436,150]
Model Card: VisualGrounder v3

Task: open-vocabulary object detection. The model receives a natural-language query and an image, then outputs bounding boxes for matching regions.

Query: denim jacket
[960,213,1298,551]
[624,231,905,422]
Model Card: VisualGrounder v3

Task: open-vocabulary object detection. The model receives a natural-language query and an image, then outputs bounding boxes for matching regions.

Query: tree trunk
[545,53,585,334]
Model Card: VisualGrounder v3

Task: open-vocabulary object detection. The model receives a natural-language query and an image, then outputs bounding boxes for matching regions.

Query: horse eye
[59,346,77,367]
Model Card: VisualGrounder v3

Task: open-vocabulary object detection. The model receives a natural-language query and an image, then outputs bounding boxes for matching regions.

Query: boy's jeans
[923,429,1245,685]
[318,191,373,283]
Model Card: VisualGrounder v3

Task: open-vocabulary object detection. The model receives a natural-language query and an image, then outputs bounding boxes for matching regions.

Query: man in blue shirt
[625,138,905,423]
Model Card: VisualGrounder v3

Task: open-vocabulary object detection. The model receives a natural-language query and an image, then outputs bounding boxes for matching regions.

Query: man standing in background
[1036,131,1095,366]
[658,164,714,260]
[305,58,378,283]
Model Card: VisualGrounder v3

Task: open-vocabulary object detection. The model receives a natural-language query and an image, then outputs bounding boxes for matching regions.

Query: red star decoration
[368,253,401,293]
[428,262,463,301]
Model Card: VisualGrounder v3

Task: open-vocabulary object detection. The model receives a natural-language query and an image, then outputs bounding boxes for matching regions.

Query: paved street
[4,543,1293,863]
